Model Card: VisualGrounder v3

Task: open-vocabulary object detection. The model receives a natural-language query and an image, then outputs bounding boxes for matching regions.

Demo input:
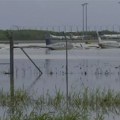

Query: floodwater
[0,45,120,119]
[0,46,120,94]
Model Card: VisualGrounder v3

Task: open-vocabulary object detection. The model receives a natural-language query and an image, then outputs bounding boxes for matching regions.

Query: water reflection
[45,49,51,74]
[27,73,42,91]
[12,59,120,94]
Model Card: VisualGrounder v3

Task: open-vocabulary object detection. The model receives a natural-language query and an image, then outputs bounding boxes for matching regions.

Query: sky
[0,0,120,31]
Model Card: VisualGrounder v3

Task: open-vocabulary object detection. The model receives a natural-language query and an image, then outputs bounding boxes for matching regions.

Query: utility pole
[82,3,85,41]
[81,3,88,41]
[85,3,88,34]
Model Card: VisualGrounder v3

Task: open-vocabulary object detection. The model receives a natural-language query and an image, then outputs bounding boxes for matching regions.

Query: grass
[0,88,120,119]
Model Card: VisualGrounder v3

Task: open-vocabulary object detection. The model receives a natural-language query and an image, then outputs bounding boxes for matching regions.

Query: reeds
[0,88,120,120]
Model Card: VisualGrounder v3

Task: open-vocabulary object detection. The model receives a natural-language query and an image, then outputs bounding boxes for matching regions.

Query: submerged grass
[0,89,31,108]
[0,88,120,119]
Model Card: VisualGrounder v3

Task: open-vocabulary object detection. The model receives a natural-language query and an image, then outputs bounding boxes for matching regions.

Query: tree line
[0,29,118,41]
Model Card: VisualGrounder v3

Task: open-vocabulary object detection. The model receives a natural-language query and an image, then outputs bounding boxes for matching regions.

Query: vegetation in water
[0,88,120,120]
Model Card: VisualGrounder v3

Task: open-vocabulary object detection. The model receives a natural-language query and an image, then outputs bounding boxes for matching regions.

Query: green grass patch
[0,88,120,120]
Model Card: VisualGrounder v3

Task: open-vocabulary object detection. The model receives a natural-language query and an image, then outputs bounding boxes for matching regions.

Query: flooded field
[0,47,120,119]
[0,48,120,92]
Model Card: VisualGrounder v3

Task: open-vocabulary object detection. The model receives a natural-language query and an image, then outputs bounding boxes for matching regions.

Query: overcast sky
[0,0,120,31]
